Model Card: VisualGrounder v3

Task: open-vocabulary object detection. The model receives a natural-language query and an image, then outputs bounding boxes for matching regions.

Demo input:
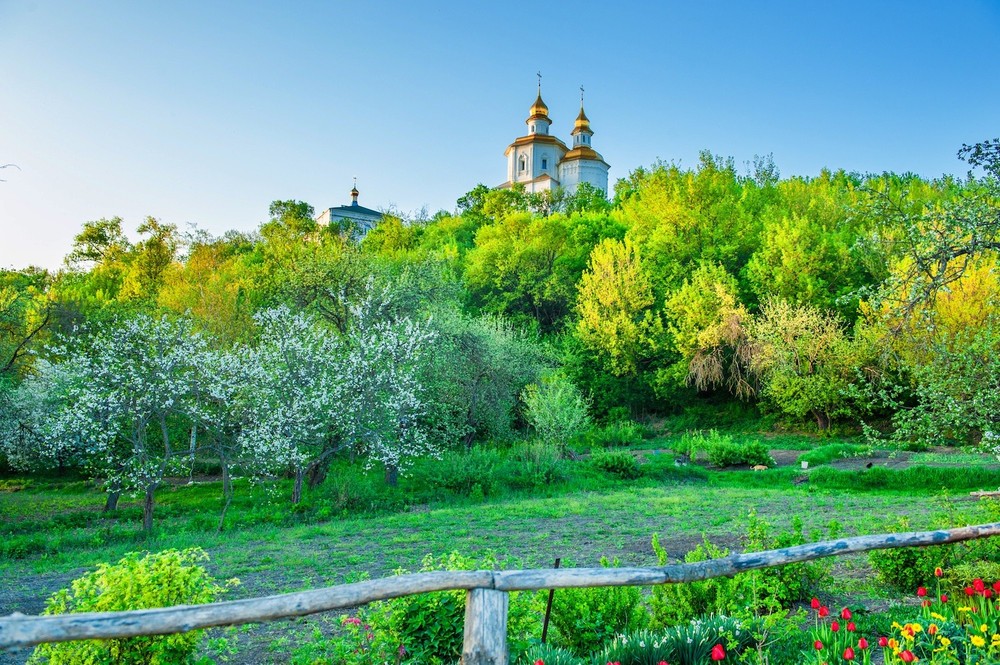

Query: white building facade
[499,86,609,195]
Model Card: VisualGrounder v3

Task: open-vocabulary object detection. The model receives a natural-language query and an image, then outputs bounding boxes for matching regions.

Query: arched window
[519,156,526,173]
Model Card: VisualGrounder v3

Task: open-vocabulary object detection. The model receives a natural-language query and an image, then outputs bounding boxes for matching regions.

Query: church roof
[327,203,383,219]
[504,133,569,157]
[527,92,551,123]
[572,106,592,135]
[559,145,608,166]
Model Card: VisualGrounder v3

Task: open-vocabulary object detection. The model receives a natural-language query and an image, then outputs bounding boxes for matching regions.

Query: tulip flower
[535,660,545,665]
[814,640,823,650]
[877,636,888,647]
[841,607,852,620]
[935,567,943,577]
[711,644,726,661]
[900,650,916,663]
[917,586,927,597]
[847,621,856,632]
[831,620,840,632]
[928,624,938,635]
[818,606,830,617]
[966,586,976,596]
[811,597,821,609]
[843,646,855,661]
[858,637,869,649]
[975,578,986,593]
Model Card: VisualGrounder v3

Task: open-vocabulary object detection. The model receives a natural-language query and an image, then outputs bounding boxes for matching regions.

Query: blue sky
[1,0,998,269]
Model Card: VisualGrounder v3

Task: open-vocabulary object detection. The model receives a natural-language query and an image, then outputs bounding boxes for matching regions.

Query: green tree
[575,237,664,376]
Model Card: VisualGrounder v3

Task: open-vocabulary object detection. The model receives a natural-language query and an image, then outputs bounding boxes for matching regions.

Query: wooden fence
[3,522,1000,664]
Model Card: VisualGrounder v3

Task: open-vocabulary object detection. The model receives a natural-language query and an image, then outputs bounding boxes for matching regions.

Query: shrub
[408,446,508,497]
[587,420,645,448]
[506,440,568,489]
[796,442,869,466]
[868,518,949,591]
[28,548,233,665]
[522,373,591,447]
[675,430,774,468]
[589,448,642,480]
[549,557,648,655]
[311,552,542,664]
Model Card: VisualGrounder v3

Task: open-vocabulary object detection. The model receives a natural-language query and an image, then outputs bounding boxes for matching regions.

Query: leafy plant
[586,420,646,448]
[549,557,648,655]
[522,372,591,448]
[589,448,642,480]
[28,548,234,665]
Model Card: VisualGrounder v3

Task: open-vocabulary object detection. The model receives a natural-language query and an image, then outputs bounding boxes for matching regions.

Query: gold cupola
[572,105,592,135]
[528,91,550,123]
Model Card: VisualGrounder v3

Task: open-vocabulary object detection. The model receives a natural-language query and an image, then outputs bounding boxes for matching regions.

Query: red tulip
[877,636,888,647]
[814,640,823,650]
[993,581,1000,592]
[921,599,931,607]
[711,644,726,661]
[831,620,840,632]
[535,661,544,665]
[917,586,927,597]
[847,621,856,632]
[941,594,949,603]
[657,662,668,665]
[966,586,976,596]
[935,567,943,577]
[843,646,855,661]
[928,624,938,635]
[811,597,821,609]
[818,606,830,617]
[900,650,916,663]
[858,637,869,649]
[975,578,986,593]
[986,589,994,599]
[841,607,852,620]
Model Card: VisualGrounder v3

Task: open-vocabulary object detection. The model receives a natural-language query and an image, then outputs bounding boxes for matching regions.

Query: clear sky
[1,0,998,270]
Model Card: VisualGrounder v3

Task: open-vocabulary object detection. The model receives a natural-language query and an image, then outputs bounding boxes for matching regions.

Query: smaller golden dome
[572,106,592,134]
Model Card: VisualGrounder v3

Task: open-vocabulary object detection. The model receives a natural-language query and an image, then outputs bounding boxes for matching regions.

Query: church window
[542,157,548,170]
[519,156,526,173]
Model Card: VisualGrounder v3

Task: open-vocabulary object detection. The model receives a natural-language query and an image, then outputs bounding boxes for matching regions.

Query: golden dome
[528,92,550,122]
[572,106,592,134]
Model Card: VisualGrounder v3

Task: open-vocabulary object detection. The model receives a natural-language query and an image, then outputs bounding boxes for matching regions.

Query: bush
[408,446,509,498]
[549,557,648,655]
[868,518,950,591]
[506,441,568,489]
[587,420,646,448]
[310,552,543,665]
[809,465,1000,492]
[675,430,774,468]
[28,548,233,665]
[589,448,642,480]
[650,513,827,626]
[796,443,868,466]
[522,373,591,447]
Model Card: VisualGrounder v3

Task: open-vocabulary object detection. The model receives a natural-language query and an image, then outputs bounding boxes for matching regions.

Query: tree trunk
[384,463,399,487]
[292,467,304,504]
[217,452,233,532]
[143,484,156,531]
[104,490,120,513]
[813,410,830,431]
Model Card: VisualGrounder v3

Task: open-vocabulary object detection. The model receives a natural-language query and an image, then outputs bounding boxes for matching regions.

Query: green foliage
[28,548,232,665]
[650,513,826,627]
[505,440,569,490]
[314,552,541,664]
[522,372,591,447]
[796,442,869,466]
[585,420,645,448]
[588,448,642,480]
[674,430,774,468]
[808,465,1000,492]
[549,557,647,655]
[409,446,509,498]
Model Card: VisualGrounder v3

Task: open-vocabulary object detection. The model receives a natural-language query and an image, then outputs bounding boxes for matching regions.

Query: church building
[315,181,384,237]
[499,83,609,195]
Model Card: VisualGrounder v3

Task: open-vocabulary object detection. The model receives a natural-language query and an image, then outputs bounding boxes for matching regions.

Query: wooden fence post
[461,588,508,665]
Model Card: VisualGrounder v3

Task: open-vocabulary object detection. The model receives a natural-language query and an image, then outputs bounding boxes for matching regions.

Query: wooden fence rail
[3,522,1000,664]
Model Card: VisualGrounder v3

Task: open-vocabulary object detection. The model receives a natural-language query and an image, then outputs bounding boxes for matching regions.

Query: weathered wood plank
[461,588,508,665]
[3,522,999,649]
[0,570,493,649]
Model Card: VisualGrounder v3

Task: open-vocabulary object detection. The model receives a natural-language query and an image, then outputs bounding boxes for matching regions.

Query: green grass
[797,443,872,466]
